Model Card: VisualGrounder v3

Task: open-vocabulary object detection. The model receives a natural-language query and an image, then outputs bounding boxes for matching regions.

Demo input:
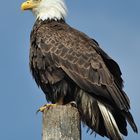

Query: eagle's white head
[21,0,67,20]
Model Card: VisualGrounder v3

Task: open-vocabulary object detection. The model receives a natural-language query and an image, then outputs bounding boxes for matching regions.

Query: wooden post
[42,105,81,140]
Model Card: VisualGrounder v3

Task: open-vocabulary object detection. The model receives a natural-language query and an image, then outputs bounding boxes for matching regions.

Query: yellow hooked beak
[21,0,38,10]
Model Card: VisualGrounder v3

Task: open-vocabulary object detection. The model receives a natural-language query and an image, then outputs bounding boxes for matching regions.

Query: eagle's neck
[33,0,67,21]
[31,18,66,36]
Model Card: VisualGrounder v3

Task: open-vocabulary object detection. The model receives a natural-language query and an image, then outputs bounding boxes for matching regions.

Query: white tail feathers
[97,101,124,140]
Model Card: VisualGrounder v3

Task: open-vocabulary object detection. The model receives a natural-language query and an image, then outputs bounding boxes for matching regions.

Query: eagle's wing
[91,39,123,88]
[36,23,130,111]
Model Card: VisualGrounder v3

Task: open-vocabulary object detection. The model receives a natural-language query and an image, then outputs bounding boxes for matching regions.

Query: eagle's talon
[36,109,40,114]
[36,105,47,114]
[36,104,57,114]
[69,101,77,108]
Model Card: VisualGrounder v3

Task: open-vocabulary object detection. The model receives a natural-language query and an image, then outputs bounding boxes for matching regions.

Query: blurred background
[0,0,139,139]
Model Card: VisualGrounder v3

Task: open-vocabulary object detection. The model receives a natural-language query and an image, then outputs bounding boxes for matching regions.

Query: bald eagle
[21,0,138,139]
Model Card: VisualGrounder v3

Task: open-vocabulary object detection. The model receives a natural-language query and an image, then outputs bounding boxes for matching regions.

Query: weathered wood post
[42,105,81,140]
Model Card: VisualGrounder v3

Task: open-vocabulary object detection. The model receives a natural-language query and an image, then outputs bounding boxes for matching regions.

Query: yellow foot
[36,104,57,114]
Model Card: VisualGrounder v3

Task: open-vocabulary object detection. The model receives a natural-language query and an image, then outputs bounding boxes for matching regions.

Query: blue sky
[0,0,139,140]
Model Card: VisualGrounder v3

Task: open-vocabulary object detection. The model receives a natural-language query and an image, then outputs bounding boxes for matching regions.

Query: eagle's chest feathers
[30,20,66,85]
